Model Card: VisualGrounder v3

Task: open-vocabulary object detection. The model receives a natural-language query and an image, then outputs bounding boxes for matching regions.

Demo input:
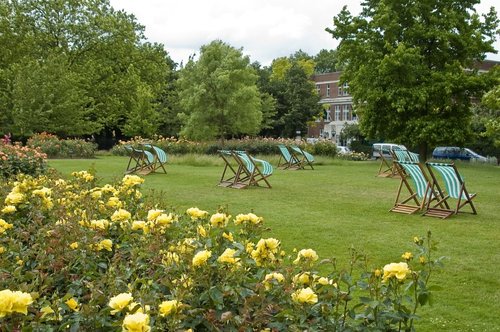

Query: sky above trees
[109,0,500,66]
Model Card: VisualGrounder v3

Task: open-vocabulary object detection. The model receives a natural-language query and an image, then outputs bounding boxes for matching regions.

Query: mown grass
[48,155,500,331]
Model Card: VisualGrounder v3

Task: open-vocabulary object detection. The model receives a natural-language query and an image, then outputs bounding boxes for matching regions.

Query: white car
[337,146,351,155]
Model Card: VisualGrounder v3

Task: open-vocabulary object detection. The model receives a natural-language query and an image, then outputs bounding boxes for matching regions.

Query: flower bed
[0,142,47,179]
[27,132,97,159]
[0,172,442,330]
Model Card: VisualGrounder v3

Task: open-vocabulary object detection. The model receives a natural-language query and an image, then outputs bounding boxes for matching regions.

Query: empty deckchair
[277,144,303,169]
[390,161,435,214]
[376,152,396,177]
[392,150,411,162]
[143,144,168,174]
[233,151,273,188]
[424,162,477,219]
[124,145,154,175]
[290,145,314,170]
[218,150,241,187]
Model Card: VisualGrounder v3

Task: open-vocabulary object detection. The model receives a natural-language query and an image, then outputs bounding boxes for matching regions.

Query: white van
[372,143,407,159]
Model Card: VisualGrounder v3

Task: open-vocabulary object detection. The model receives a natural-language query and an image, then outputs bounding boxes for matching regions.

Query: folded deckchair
[424,162,477,219]
[124,145,154,175]
[233,151,273,188]
[218,150,241,187]
[277,144,303,169]
[143,144,167,174]
[390,161,436,214]
[290,145,314,170]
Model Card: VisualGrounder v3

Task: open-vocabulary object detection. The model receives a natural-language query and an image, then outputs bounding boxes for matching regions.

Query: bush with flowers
[0,171,443,331]
[111,136,340,158]
[27,132,97,158]
[0,142,47,179]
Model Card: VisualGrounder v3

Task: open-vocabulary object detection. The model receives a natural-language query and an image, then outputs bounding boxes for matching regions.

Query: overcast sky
[108,0,500,66]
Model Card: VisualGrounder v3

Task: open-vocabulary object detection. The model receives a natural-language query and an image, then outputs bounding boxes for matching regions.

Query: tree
[314,49,339,73]
[176,40,262,142]
[328,0,499,158]
[0,0,174,143]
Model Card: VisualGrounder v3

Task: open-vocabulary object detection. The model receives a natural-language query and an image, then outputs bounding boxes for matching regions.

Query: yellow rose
[217,248,239,264]
[0,219,14,234]
[5,192,25,205]
[197,225,207,237]
[293,248,319,264]
[382,262,411,282]
[65,298,79,312]
[291,287,318,304]
[192,250,211,267]
[111,209,131,222]
[122,175,144,187]
[69,242,79,250]
[401,252,413,261]
[222,232,234,242]
[108,293,133,314]
[98,239,113,252]
[122,312,151,332]
[210,213,230,227]
[186,207,208,220]
[0,246,5,254]
[1,205,16,214]
[158,299,180,317]
[147,209,163,221]
[155,213,174,226]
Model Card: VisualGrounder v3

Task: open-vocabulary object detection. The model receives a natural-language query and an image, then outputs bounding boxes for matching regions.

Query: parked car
[372,143,407,159]
[337,146,351,155]
[432,147,487,161]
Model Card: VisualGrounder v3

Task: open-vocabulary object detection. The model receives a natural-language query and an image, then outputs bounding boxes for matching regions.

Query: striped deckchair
[143,144,167,174]
[424,162,477,219]
[233,151,273,188]
[290,145,314,170]
[277,144,303,169]
[124,145,154,175]
[217,150,241,187]
[390,161,435,214]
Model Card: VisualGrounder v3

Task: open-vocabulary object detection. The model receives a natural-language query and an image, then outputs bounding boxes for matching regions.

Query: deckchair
[124,145,154,175]
[390,161,435,214]
[218,150,242,187]
[143,144,168,174]
[290,145,314,170]
[277,144,303,169]
[424,162,477,219]
[392,150,411,162]
[233,151,273,188]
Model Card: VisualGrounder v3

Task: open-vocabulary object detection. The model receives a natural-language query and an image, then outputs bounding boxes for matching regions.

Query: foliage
[0,0,174,142]
[177,40,262,142]
[480,66,500,149]
[336,151,370,161]
[27,133,97,159]
[111,136,341,157]
[313,49,339,74]
[0,171,442,330]
[0,143,47,179]
[328,0,499,157]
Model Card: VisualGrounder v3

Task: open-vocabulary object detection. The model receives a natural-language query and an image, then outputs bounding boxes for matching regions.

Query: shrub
[0,172,442,330]
[112,136,339,157]
[337,151,371,161]
[27,132,97,158]
[0,142,47,179]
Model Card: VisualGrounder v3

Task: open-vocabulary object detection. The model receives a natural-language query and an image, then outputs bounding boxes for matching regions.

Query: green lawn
[48,156,500,331]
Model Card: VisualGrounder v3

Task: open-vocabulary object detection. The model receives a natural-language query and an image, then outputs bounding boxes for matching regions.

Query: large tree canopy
[177,40,262,141]
[0,0,174,142]
[328,0,499,156]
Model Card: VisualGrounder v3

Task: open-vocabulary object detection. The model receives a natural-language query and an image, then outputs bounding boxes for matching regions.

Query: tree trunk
[418,142,428,162]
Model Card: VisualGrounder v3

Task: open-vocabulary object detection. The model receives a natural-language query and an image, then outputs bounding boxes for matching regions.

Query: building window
[343,105,350,120]
[338,82,349,96]
[316,84,320,96]
[326,110,331,121]
[335,105,340,121]
[326,84,330,97]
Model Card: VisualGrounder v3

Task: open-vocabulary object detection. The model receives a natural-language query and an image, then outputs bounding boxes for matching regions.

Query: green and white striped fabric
[291,145,314,162]
[235,151,273,175]
[427,163,466,199]
[144,144,167,163]
[278,144,294,163]
[398,161,430,198]
[408,152,420,163]
[393,150,410,162]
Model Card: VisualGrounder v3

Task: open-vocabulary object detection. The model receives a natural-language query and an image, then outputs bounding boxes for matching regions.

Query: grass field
[48,155,500,331]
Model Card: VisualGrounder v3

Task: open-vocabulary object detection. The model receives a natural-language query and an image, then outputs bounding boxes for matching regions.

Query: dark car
[432,147,487,161]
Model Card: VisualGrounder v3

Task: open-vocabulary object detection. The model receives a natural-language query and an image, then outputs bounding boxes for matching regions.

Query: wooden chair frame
[233,151,272,189]
[277,144,303,170]
[290,145,314,170]
[143,144,167,174]
[124,145,153,175]
[424,162,477,219]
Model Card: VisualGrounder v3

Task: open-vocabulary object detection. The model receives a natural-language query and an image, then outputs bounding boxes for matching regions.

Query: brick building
[308,71,356,144]
[308,60,498,144]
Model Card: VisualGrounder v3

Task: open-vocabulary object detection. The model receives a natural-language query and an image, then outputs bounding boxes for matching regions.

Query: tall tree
[0,0,174,142]
[328,0,499,158]
[314,49,339,73]
[177,40,262,142]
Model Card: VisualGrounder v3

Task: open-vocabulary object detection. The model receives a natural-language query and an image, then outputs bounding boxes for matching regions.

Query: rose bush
[0,142,47,179]
[0,171,443,331]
